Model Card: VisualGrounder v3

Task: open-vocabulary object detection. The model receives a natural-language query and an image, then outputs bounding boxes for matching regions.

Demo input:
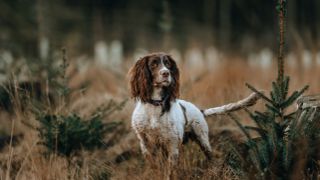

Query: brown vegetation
[0,57,319,179]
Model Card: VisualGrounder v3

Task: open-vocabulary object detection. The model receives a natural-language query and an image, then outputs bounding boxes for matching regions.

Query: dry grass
[0,57,319,179]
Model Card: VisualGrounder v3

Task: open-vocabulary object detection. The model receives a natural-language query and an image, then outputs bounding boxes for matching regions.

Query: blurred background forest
[1,1,320,179]
[1,0,320,68]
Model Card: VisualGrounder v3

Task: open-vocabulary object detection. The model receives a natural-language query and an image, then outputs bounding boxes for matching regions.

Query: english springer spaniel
[129,52,212,171]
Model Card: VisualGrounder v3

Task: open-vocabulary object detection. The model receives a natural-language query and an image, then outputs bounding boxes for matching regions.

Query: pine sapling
[225,1,320,179]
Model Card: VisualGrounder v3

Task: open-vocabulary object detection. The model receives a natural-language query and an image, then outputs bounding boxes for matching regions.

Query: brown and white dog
[129,52,212,174]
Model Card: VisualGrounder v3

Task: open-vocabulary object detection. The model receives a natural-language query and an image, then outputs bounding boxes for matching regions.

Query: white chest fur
[131,98,213,171]
[131,101,185,141]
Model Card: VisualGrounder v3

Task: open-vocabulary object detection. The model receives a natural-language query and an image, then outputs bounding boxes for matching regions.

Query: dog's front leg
[137,133,150,156]
[167,140,180,179]
[137,132,156,166]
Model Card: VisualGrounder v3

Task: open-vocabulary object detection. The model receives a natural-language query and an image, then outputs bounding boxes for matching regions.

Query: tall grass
[0,53,320,179]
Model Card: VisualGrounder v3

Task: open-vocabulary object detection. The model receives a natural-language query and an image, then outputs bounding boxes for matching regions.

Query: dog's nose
[161,70,170,77]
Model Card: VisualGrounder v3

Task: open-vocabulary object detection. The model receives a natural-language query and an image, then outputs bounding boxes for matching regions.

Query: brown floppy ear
[129,56,152,102]
[167,55,180,100]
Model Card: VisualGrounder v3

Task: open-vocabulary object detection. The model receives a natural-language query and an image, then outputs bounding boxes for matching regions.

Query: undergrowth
[33,48,126,157]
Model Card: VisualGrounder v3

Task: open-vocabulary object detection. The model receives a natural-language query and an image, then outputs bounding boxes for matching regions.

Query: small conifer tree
[227,0,320,179]
[35,49,126,156]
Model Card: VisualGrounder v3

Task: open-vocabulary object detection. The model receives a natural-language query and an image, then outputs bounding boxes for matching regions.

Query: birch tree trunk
[37,0,50,61]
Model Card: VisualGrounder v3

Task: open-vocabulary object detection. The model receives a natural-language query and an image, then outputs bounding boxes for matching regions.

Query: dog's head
[129,52,180,102]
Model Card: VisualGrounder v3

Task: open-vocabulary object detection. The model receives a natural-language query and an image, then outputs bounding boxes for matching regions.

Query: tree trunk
[37,0,50,61]
[315,1,320,48]
[92,2,108,67]
[204,0,214,27]
[219,0,231,49]
[288,0,296,32]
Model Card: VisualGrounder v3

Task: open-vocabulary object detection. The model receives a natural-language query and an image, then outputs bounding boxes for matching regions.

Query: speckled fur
[129,53,212,177]
[131,99,212,167]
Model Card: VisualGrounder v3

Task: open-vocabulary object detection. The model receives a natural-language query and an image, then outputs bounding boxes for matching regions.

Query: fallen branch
[203,92,262,116]
[297,94,320,109]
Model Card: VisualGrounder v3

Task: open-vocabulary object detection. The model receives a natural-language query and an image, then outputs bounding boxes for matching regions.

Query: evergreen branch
[282,141,292,171]
[227,113,253,141]
[266,104,282,116]
[254,111,270,120]
[250,111,268,129]
[244,108,269,131]
[271,81,281,105]
[280,91,299,109]
[282,76,290,100]
[244,126,268,138]
[228,113,265,170]
[246,83,275,106]
[284,111,296,121]
[254,111,271,128]
[228,114,271,172]
[281,85,309,109]
[270,91,277,103]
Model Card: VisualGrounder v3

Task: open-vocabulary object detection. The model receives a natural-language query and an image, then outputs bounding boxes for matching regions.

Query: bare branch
[297,94,320,109]
[203,92,262,116]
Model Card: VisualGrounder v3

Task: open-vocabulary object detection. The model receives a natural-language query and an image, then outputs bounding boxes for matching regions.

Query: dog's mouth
[154,79,171,87]
[161,79,169,83]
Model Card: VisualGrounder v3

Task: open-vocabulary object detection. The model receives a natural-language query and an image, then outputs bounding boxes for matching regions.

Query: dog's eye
[164,60,171,68]
[151,61,158,68]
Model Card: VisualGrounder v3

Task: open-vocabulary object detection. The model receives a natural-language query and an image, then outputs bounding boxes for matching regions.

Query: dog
[129,52,213,172]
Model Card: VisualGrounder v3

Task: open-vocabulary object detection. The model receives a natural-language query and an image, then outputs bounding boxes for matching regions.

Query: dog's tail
[202,92,262,117]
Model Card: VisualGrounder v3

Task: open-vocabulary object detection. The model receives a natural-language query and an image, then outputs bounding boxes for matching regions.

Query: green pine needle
[280,85,309,109]
[246,83,275,106]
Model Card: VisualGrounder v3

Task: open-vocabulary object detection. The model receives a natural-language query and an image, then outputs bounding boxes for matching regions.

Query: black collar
[147,99,164,106]
[146,93,170,108]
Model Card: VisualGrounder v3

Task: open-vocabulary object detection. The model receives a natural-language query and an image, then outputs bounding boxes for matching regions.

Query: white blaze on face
[157,56,172,86]
[159,58,169,74]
